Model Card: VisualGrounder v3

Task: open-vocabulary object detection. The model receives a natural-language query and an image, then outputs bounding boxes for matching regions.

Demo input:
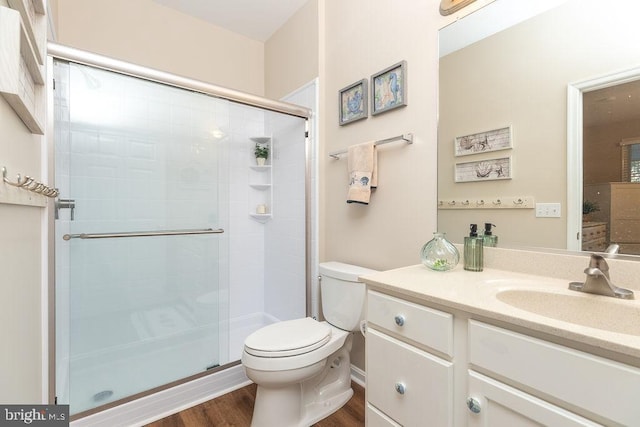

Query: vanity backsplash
[474,246,640,292]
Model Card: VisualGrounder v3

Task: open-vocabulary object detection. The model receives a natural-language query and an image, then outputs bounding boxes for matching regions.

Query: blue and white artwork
[372,61,407,115]
[339,79,368,125]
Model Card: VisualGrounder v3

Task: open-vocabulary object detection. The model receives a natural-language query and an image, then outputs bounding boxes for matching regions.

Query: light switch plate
[535,203,561,218]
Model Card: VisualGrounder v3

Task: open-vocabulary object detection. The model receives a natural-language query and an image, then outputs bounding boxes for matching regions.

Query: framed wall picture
[455,156,512,182]
[371,60,407,115]
[455,126,512,157]
[339,79,368,125]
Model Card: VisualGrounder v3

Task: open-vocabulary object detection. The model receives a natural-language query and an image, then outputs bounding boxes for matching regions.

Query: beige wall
[265,0,318,100]
[318,0,481,371]
[320,0,442,273]
[52,0,265,95]
[437,0,640,249]
[0,0,45,398]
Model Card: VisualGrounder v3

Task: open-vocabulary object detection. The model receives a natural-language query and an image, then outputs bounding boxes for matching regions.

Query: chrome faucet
[604,243,620,255]
[569,254,634,299]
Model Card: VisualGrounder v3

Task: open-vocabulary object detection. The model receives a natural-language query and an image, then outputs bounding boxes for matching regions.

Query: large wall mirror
[438,0,640,256]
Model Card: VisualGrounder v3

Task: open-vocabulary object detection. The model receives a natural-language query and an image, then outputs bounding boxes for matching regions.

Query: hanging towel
[347,141,378,204]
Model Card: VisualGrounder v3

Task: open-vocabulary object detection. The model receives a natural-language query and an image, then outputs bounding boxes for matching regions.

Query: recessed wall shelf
[8,0,47,66]
[0,4,46,134]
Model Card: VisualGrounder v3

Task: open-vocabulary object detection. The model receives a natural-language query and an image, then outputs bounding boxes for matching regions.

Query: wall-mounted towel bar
[63,227,224,241]
[328,133,413,159]
[2,166,59,198]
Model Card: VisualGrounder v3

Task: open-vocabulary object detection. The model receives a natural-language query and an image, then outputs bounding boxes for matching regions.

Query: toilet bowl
[241,262,377,427]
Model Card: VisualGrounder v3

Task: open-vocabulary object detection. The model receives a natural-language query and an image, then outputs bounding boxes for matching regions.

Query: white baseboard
[71,365,251,427]
[351,365,366,388]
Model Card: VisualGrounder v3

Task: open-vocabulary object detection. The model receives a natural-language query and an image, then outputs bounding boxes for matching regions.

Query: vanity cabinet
[365,290,454,426]
[365,286,640,426]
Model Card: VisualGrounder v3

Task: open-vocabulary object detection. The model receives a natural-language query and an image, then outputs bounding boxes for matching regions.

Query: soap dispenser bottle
[483,223,498,247]
[464,224,483,272]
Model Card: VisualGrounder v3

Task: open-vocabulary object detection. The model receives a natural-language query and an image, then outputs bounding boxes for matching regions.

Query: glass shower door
[54,61,229,415]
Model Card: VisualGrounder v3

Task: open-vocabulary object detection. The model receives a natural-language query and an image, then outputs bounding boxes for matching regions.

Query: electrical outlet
[535,203,561,218]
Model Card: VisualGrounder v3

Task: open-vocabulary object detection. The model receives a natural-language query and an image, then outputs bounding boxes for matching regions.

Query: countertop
[360,264,640,360]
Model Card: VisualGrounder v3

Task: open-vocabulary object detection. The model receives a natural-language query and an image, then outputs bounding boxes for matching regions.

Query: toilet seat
[244,317,332,358]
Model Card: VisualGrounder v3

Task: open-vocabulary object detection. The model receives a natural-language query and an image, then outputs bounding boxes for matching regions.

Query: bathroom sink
[496,289,640,336]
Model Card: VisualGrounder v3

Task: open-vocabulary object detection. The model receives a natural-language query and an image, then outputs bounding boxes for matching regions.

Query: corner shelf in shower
[249,213,271,222]
[248,137,272,222]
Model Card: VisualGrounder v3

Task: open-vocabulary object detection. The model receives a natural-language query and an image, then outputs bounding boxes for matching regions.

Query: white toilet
[241,261,377,427]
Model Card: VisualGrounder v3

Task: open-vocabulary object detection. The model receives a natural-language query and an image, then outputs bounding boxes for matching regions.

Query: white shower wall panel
[227,104,266,323]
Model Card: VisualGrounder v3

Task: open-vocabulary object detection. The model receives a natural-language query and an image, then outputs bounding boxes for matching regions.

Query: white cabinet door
[469,320,640,426]
[367,327,453,427]
[366,403,401,427]
[467,371,602,427]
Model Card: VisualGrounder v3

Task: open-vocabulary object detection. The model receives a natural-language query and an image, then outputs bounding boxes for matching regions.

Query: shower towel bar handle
[63,228,224,241]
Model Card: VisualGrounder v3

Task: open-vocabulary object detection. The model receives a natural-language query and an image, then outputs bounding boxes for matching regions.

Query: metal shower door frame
[45,43,313,409]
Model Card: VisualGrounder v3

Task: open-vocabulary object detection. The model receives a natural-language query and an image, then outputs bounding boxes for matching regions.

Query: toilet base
[249,335,354,427]
[301,387,353,426]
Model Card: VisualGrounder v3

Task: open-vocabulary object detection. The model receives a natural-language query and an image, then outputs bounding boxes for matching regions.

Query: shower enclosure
[50,46,310,417]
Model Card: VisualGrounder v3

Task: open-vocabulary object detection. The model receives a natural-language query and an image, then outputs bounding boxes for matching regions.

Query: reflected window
[621,139,640,182]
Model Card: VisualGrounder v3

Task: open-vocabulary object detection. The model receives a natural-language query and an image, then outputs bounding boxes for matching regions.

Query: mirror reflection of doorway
[581,79,640,255]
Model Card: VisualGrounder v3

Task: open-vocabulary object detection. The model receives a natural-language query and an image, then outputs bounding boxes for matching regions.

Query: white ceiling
[152,0,310,42]
[584,79,640,128]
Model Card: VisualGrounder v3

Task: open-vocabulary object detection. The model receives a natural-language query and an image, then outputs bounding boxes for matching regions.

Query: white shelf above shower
[249,137,272,221]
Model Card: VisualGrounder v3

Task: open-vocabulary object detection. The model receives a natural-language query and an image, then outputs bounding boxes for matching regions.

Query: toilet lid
[244,318,332,358]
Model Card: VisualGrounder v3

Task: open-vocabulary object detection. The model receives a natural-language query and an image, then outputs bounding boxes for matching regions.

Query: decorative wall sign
[455,156,512,182]
[339,79,367,125]
[371,61,407,115]
[455,126,512,157]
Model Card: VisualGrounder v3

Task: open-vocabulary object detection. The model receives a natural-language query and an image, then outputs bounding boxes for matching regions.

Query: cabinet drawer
[367,328,453,426]
[469,320,640,426]
[367,290,453,356]
[366,403,401,427]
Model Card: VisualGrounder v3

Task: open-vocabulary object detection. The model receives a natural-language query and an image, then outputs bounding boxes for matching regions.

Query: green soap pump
[464,224,483,272]
[483,223,498,247]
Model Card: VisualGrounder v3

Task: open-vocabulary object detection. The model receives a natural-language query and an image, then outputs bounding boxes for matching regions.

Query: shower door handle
[63,227,224,240]
[55,198,76,220]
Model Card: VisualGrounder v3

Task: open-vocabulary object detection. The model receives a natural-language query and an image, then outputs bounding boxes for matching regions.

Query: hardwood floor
[145,382,365,427]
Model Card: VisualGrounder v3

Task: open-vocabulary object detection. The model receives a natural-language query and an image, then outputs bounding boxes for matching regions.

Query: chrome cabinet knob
[395,382,406,395]
[394,315,405,326]
[466,397,481,414]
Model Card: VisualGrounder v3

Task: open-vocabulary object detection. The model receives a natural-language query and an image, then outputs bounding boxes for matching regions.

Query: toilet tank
[319,262,378,331]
